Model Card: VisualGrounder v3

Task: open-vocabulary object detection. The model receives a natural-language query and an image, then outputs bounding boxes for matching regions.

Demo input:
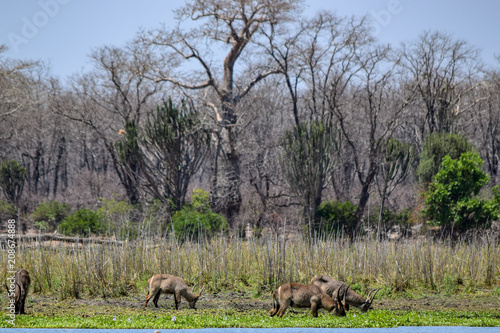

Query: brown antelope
[144,274,202,310]
[269,282,349,318]
[8,269,31,314]
[311,275,381,312]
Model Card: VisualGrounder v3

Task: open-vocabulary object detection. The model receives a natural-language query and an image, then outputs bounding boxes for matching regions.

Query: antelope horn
[368,288,381,304]
[335,283,341,301]
[199,285,205,294]
[344,284,350,297]
[342,284,350,301]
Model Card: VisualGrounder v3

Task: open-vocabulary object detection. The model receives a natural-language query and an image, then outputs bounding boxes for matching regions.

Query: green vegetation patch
[2,308,499,329]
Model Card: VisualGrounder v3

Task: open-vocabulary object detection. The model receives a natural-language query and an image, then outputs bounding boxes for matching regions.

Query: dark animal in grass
[311,275,381,312]
[6,269,31,314]
[269,282,349,317]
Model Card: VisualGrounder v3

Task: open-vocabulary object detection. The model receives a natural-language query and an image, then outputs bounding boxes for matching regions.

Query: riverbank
[2,291,499,328]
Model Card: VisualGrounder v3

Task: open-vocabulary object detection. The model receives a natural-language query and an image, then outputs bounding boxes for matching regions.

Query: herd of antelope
[142,272,381,318]
[8,269,381,318]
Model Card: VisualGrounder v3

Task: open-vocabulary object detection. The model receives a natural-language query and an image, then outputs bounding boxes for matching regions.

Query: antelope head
[358,288,381,312]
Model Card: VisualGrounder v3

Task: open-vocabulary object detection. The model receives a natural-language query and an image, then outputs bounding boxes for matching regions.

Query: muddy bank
[14,291,500,316]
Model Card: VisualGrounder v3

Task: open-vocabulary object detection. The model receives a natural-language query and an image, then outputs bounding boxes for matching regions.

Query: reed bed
[1,233,499,299]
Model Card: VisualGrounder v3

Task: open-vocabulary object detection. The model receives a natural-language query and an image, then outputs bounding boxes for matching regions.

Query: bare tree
[136,0,302,225]
[467,65,500,185]
[0,45,37,121]
[56,45,162,203]
[327,45,411,234]
[399,31,482,146]
[293,12,372,201]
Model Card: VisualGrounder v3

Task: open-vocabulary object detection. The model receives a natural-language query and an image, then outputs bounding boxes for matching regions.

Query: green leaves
[172,189,228,241]
[417,132,474,185]
[423,152,500,232]
[58,208,104,237]
[0,159,27,205]
[3,308,500,329]
[281,120,340,225]
[143,99,210,210]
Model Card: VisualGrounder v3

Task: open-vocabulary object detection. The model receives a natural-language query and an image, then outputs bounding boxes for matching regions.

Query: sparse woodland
[2,0,500,241]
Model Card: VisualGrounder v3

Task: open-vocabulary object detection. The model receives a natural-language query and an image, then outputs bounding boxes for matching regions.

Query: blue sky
[1,0,499,80]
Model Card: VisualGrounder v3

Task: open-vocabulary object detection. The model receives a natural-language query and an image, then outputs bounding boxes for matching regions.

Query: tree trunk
[354,165,377,236]
[211,125,241,227]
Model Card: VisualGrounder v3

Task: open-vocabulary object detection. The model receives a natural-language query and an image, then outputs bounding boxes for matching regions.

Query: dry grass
[1,233,499,299]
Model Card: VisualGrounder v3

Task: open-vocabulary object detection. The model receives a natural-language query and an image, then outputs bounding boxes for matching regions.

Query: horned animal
[8,269,31,314]
[144,274,202,310]
[269,282,349,318]
[311,275,381,312]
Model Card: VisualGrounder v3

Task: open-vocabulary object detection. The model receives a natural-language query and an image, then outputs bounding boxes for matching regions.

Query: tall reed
[1,233,498,298]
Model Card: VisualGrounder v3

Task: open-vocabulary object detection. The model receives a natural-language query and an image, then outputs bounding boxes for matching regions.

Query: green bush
[31,201,71,231]
[417,132,474,184]
[0,159,26,205]
[58,208,104,237]
[424,152,500,233]
[0,200,17,218]
[315,200,357,236]
[97,198,134,239]
[172,189,228,241]
[369,207,412,226]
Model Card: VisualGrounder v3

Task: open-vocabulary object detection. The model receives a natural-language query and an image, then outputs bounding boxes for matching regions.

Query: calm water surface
[2,328,500,333]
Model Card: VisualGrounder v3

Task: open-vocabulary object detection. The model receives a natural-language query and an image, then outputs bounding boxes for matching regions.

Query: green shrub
[58,208,104,237]
[172,189,228,241]
[424,152,500,233]
[0,159,26,205]
[315,200,357,236]
[97,198,134,239]
[369,207,412,226]
[31,201,71,231]
[417,132,474,184]
[0,200,17,218]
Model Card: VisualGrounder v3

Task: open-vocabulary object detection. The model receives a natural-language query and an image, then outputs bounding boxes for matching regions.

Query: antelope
[269,282,349,318]
[311,275,381,312]
[7,269,31,314]
[144,274,202,310]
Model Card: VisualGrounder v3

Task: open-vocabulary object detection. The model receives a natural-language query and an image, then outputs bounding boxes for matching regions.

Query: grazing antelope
[269,282,349,318]
[144,274,202,310]
[311,275,381,312]
[7,269,31,314]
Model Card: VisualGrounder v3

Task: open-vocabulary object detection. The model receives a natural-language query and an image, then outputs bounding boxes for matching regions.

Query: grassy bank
[1,234,499,328]
[4,310,500,329]
[1,292,500,328]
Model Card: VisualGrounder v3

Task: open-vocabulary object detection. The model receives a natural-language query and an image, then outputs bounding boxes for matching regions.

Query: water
[1,328,499,333]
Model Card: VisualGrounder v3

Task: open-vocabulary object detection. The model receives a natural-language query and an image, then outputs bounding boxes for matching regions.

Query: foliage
[375,208,412,226]
[423,152,500,233]
[115,120,142,203]
[0,200,17,218]
[172,189,228,241]
[376,138,417,228]
[58,208,104,236]
[315,200,357,236]
[281,121,340,232]
[142,99,210,210]
[417,132,474,184]
[0,159,27,206]
[3,307,500,329]
[97,198,135,239]
[31,201,71,231]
